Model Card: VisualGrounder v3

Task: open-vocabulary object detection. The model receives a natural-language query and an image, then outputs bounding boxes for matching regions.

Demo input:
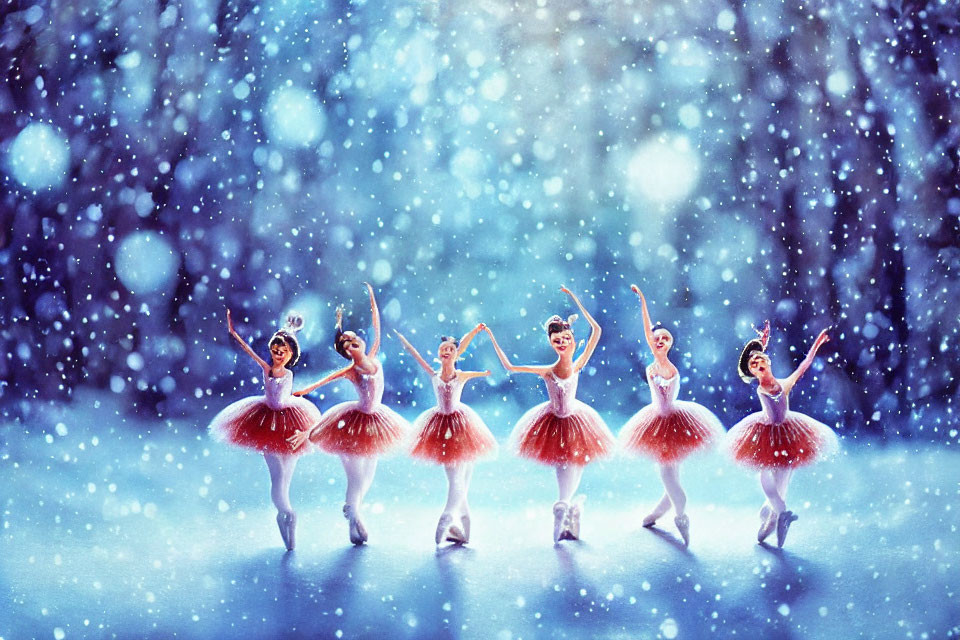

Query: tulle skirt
[619,400,725,464]
[511,400,615,466]
[209,396,321,456]
[309,401,409,457]
[726,411,839,469]
[409,404,498,464]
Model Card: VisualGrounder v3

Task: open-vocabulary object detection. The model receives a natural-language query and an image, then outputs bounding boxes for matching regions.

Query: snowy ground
[2,390,958,639]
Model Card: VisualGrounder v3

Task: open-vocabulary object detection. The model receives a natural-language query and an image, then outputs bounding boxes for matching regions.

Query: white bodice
[758,387,789,424]
[646,367,680,410]
[544,370,580,417]
[263,369,293,410]
[432,373,465,414]
[352,364,385,413]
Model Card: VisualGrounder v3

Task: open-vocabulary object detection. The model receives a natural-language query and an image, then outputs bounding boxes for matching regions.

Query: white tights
[264,453,298,515]
[340,454,379,511]
[555,464,585,503]
[647,463,686,518]
[442,463,474,515]
[760,468,793,514]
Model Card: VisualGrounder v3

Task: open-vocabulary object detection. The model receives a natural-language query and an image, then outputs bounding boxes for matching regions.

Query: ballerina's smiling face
[748,352,773,380]
[549,329,575,356]
[438,340,458,362]
[337,331,366,360]
[268,337,293,368]
[652,328,673,354]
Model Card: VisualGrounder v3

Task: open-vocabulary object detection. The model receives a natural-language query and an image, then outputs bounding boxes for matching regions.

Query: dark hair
[333,306,356,360]
[651,323,674,342]
[439,335,460,348]
[270,332,301,368]
[544,314,577,337]
[738,338,765,383]
[270,311,304,368]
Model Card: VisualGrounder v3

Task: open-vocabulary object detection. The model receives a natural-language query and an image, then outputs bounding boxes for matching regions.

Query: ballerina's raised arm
[780,327,831,395]
[483,325,553,375]
[562,286,601,372]
[227,309,270,373]
[365,282,381,359]
[394,330,435,376]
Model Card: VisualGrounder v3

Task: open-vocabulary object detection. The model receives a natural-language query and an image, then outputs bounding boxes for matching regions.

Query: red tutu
[410,405,498,464]
[619,401,724,464]
[511,401,614,466]
[309,401,409,457]
[727,411,838,469]
[209,395,320,456]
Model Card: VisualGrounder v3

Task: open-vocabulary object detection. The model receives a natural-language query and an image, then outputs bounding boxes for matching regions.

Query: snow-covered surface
[3,391,957,638]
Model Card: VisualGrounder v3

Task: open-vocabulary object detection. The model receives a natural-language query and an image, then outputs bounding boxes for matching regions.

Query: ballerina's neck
[267,367,289,380]
[353,359,380,378]
[438,369,458,384]
[758,381,784,398]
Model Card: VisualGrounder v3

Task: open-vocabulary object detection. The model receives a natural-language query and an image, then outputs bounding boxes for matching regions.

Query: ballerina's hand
[476,322,486,332]
[816,327,831,346]
[560,285,572,296]
[287,429,309,450]
[226,309,235,334]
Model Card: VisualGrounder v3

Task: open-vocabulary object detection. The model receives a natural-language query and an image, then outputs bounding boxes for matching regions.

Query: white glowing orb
[115,231,181,294]
[626,137,701,206]
[264,86,326,147]
[7,123,70,190]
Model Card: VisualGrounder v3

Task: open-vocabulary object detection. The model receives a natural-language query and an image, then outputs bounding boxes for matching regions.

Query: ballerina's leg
[556,463,584,503]
[774,467,793,508]
[264,452,298,514]
[359,455,379,502]
[341,454,367,511]
[759,469,787,514]
[659,463,687,517]
[442,463,467,514]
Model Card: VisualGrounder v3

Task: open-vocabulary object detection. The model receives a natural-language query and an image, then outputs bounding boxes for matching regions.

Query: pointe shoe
[758,511,777,543]
[460,512,471,544]
[343,504,368,546]
[642,512,661,528]
[435,513,454,545]
[759,504,772,522]
[566,497,584,540]
[674,513,690,546]
[553,501,570,543]
[277,511,297,551]
[776,510,798,548]
[446,522,467,545]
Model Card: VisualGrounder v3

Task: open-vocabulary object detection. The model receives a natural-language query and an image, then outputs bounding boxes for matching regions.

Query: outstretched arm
[365,282,381,358]
[226,309,269,371]
[781,328,831,394]
[293,365,353,396]
[483,327,551,375]
[563,287,602,371]
[460,370,492,381]
[630,285,656,352]
[457,323,485,356]
[393,330,435,376]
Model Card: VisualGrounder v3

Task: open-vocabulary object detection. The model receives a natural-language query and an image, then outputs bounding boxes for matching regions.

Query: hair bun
[566,314,579,326]
[543,314,564,331]
[283,311,305,334]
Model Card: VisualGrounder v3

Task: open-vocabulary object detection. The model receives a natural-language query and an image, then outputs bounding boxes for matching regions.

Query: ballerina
[727,320,838,547]
[287,284,409,545]
[618,285,725,546]
[394,324,497,546]
[484,286,615,543]
[208,309,320,551]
